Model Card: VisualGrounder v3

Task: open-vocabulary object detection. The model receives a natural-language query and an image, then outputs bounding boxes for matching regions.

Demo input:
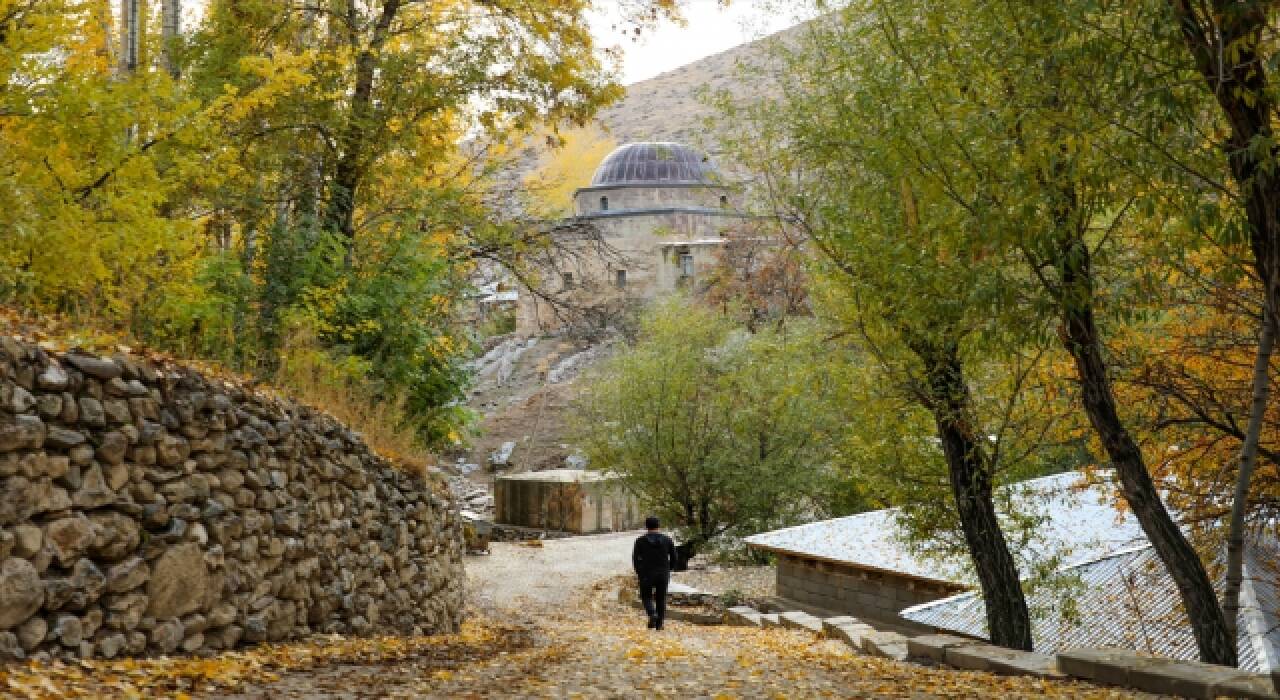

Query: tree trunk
[1056,230,1237,666]
[914,337,1033,651]
[161,0,181,78]
[323,0,401,263]
[1166,1,1280,665]
[118,0,144,74]
[1223,309,1274,643]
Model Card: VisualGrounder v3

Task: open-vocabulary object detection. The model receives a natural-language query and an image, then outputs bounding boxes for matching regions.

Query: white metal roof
[744,471,1146,585]
[899,540,1280,673]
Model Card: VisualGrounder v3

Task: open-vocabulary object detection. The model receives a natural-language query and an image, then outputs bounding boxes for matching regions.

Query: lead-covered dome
[590,142,719,186]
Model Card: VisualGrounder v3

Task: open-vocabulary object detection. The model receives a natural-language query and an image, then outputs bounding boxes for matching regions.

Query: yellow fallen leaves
[0,619,511,699]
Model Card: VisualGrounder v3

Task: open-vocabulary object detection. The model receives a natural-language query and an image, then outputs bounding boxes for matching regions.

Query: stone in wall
[0,336,465,661]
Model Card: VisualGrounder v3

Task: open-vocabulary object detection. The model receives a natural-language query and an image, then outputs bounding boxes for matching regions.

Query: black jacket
[632,532,677,578]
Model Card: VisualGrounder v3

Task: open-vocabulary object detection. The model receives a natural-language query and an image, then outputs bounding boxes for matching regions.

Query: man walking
[632,516,678,630]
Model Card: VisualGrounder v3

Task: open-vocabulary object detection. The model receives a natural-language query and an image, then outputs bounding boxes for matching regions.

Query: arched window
[719,195,729,208]
[600,196,609,211]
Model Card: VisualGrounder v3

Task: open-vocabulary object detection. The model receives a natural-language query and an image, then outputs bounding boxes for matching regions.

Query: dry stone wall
[0,336,465,661]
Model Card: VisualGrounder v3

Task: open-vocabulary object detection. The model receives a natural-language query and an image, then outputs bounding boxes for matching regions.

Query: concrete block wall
[776,554,958,630]
[494,475,640,534]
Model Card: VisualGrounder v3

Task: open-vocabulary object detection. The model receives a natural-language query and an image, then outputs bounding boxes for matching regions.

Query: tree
[712,11,1061,648]
[577,297,845,568]
[0,0,692,451]
[831,0,1241,664]
[1161,0,1280,653]
[522,125,618,219]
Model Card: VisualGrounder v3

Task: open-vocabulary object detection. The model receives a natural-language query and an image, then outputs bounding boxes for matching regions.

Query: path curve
[465,530,640,609]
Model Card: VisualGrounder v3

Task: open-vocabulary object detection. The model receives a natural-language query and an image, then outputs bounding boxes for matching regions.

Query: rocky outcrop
[0,336,464,661]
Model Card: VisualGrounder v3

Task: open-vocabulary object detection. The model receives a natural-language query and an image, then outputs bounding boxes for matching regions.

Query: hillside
[593,21,806,157]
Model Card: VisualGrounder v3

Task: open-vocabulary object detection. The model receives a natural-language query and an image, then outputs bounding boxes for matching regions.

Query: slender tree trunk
[1167,1,1280,665]
[1223,309,1274,642]
[1055,230,1237,666]
[323,0,401,263]
[160,0,181,78]
[913,337,1032,651]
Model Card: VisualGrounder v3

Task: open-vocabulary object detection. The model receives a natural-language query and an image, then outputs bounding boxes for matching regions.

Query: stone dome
[590,142,720,186]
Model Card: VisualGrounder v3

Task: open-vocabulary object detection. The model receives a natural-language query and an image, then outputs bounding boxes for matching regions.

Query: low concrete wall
[776,553,959,632]
[494,470,640,534]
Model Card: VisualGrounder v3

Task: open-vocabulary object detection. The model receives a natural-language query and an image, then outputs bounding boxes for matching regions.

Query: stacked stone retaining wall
[0,336,465,661]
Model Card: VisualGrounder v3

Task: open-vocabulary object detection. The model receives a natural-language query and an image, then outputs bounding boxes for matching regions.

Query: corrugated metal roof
[900,540,1280,673]
[744,471,1146,585]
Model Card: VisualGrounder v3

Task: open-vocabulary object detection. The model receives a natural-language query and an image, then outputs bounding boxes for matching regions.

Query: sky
[589,1,810,85]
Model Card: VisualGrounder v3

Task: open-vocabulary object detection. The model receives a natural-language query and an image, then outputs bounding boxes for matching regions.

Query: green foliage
[710,0,1121,593]
[577,297,853,556]
[0,0,639,453]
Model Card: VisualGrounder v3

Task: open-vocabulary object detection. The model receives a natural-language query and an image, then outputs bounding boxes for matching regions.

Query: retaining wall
[0,336,465,661]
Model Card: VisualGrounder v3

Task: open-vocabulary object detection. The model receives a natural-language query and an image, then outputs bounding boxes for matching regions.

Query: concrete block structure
[493,469,641,534]
[770,552,961,633]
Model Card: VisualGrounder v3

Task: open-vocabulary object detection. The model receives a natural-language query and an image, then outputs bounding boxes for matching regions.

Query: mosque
[515,142,757,335]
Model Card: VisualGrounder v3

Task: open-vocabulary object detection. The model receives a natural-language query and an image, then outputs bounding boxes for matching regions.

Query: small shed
[494,469,641,534]
[745,472,1148,631]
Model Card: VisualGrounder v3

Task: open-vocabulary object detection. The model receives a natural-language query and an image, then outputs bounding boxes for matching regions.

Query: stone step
[906,634,983,663]
[945,643,1063,680]
[777,611,824,634]
[725,606,764,628]
[1057,649,1278,699]
[860,630,909,662]
[820,616,860,638]
[759,613,782,629]
[827,622,877,650]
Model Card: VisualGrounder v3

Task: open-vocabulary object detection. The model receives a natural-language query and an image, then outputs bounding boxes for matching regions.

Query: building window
[600,196,609,211]
[679,254,695,279]
[719,195,729,208]
[615,269,627,288]
[562,271,574,288]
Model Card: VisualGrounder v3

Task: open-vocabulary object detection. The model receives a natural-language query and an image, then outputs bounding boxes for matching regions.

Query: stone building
[516,142,757,335]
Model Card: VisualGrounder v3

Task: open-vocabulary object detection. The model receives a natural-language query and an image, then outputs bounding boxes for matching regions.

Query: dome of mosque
[589,142,720,186]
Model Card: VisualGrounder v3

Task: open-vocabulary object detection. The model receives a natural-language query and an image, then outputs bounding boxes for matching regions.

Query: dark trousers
[639,573,670,627]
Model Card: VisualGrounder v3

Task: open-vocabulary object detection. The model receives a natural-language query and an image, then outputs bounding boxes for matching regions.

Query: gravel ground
[673,566,776,600]
[464,530,641,608]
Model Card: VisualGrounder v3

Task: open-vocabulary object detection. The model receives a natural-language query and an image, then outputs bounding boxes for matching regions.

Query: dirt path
[465,530,640,608]
[184,535,1155,699]
[3,533,1160,698]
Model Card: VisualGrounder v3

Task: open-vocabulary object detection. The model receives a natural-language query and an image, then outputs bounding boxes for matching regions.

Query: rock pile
[447,476,493,518]
[0,337,464,661]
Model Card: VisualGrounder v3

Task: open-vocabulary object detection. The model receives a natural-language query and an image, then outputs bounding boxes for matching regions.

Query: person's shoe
[646,616,656,629]
[654,621,664,631]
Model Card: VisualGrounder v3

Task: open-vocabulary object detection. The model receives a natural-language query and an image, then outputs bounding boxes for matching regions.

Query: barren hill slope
[595,21,806,158]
